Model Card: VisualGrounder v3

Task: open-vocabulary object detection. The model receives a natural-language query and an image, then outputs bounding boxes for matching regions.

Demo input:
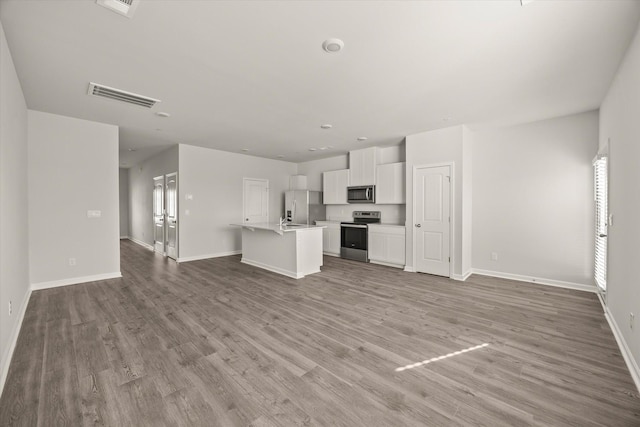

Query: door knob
[415,224,421,228]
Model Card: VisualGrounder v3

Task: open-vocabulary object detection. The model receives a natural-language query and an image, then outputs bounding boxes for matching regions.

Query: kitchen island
[231,223,325,279]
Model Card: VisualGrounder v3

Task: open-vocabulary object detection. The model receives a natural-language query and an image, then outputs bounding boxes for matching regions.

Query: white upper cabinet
[349,147,377,186]
[322,169,349,204]
[375,162,406,204]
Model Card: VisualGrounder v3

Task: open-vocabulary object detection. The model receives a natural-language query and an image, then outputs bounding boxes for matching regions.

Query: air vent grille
[96,0,139,18]
[88,82,160,108]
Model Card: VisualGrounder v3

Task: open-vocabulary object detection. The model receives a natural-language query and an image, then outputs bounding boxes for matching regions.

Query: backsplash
[326,204,406,225]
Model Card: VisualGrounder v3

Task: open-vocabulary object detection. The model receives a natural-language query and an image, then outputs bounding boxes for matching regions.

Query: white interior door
[243,178,269,224]
[165,172,178,260]
[153,176,165,254]
[415,165,451,277]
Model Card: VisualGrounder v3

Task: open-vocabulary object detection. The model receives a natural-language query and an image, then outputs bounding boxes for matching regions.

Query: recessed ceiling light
[241,148,250,152]
[319,147,328,151]
[309,148,317,152]
[128,148,136,152]
[156,112,170,118]
[322,38,344,53]
[320,124,332,129]
[357,136,368,141]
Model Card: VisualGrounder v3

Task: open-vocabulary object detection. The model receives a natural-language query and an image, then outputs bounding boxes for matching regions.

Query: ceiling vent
[88,82,160,108]
[96,0,140,18]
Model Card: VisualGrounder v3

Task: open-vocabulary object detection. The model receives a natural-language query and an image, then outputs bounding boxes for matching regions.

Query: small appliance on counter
[340,211,381,262]
[347,185,375,203]
[284,190,326,224]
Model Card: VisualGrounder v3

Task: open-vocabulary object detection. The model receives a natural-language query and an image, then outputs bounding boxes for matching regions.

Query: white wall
[405,125,470,277]
[178,144,296,260]
[472,112,598,286]
[119,168,129,238]
[28,111,120,285]
[462,127,473,276]
[600,23,640,381]
[0,20,29,391]
[128,145,178,247]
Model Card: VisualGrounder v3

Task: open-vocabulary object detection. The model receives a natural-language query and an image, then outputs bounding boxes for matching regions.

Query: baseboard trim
[403,266,415,273]
[177,250,242,263]
[119,235,129,240]
[323,252,341,258]
[241,258,303,279]
[598,294,640,393]
[452,270,473,281]
[471,268,596,293]
[128,237,154,251]
[0,286,32,399]
[30,272,122,291]
[370,259,404,269]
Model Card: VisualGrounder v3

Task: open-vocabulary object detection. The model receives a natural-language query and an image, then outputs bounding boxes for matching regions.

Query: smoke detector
[88,82,161,108]
[96,0,140,18]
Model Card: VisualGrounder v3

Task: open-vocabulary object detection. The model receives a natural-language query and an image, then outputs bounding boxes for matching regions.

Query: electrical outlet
[69,257,76,266]
[8,300,12,316]
[491,252,498,261]
[630,313,635,330]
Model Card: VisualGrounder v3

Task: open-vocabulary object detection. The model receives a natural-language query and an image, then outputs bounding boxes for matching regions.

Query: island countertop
[231,222,326,235]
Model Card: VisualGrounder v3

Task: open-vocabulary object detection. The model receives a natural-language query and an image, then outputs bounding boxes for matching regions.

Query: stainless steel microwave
[347,185,375,203]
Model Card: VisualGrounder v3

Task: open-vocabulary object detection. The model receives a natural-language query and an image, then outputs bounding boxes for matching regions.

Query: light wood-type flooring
[1,239,639,426]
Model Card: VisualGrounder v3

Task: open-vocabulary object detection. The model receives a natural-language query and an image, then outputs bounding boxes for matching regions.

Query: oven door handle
[341,224,368,229]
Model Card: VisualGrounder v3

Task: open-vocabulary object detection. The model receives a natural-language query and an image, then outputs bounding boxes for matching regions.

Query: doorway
[152,172,178,259]
[413,164,452,277]
[153,175,165,254]
[243,178,269,224]
[165,172,178,260]
[594,155,608,295]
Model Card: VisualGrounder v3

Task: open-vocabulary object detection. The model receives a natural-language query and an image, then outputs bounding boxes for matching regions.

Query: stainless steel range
[340,211,381,262]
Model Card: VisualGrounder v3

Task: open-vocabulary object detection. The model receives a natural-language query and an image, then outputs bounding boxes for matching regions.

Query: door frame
[153,174,166,255]
[242,177,269,223]
[165,172,178,260]
[412,162,455,278]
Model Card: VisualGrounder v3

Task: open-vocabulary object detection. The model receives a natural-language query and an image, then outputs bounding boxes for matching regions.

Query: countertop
[231,222,326,235]
[316,220,405,227]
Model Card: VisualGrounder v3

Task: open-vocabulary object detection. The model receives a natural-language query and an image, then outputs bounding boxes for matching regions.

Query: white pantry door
[415,165,451,277]
[165,172,178,260]
[243,178,269,224]
[153,175,165,254]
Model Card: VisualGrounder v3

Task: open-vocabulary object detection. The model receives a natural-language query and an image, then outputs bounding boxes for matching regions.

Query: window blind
[594,157,608,291]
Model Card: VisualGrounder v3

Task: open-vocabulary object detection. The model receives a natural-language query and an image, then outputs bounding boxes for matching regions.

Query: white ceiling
[1,1,639,166]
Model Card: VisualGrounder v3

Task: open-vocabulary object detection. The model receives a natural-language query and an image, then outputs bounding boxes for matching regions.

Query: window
[594,156,608,292]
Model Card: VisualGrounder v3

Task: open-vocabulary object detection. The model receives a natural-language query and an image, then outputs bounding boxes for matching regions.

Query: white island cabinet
[232,223,325,279]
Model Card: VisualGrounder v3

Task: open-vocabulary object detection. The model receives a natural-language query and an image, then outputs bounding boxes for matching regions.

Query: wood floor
[1,240,639,426]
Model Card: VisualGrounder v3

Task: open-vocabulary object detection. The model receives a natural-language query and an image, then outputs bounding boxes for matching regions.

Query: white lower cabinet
[368,225,405,268]
[316,222,341,256]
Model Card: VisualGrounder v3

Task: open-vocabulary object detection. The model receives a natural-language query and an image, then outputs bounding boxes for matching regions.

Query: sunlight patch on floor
[395,343,490,372]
